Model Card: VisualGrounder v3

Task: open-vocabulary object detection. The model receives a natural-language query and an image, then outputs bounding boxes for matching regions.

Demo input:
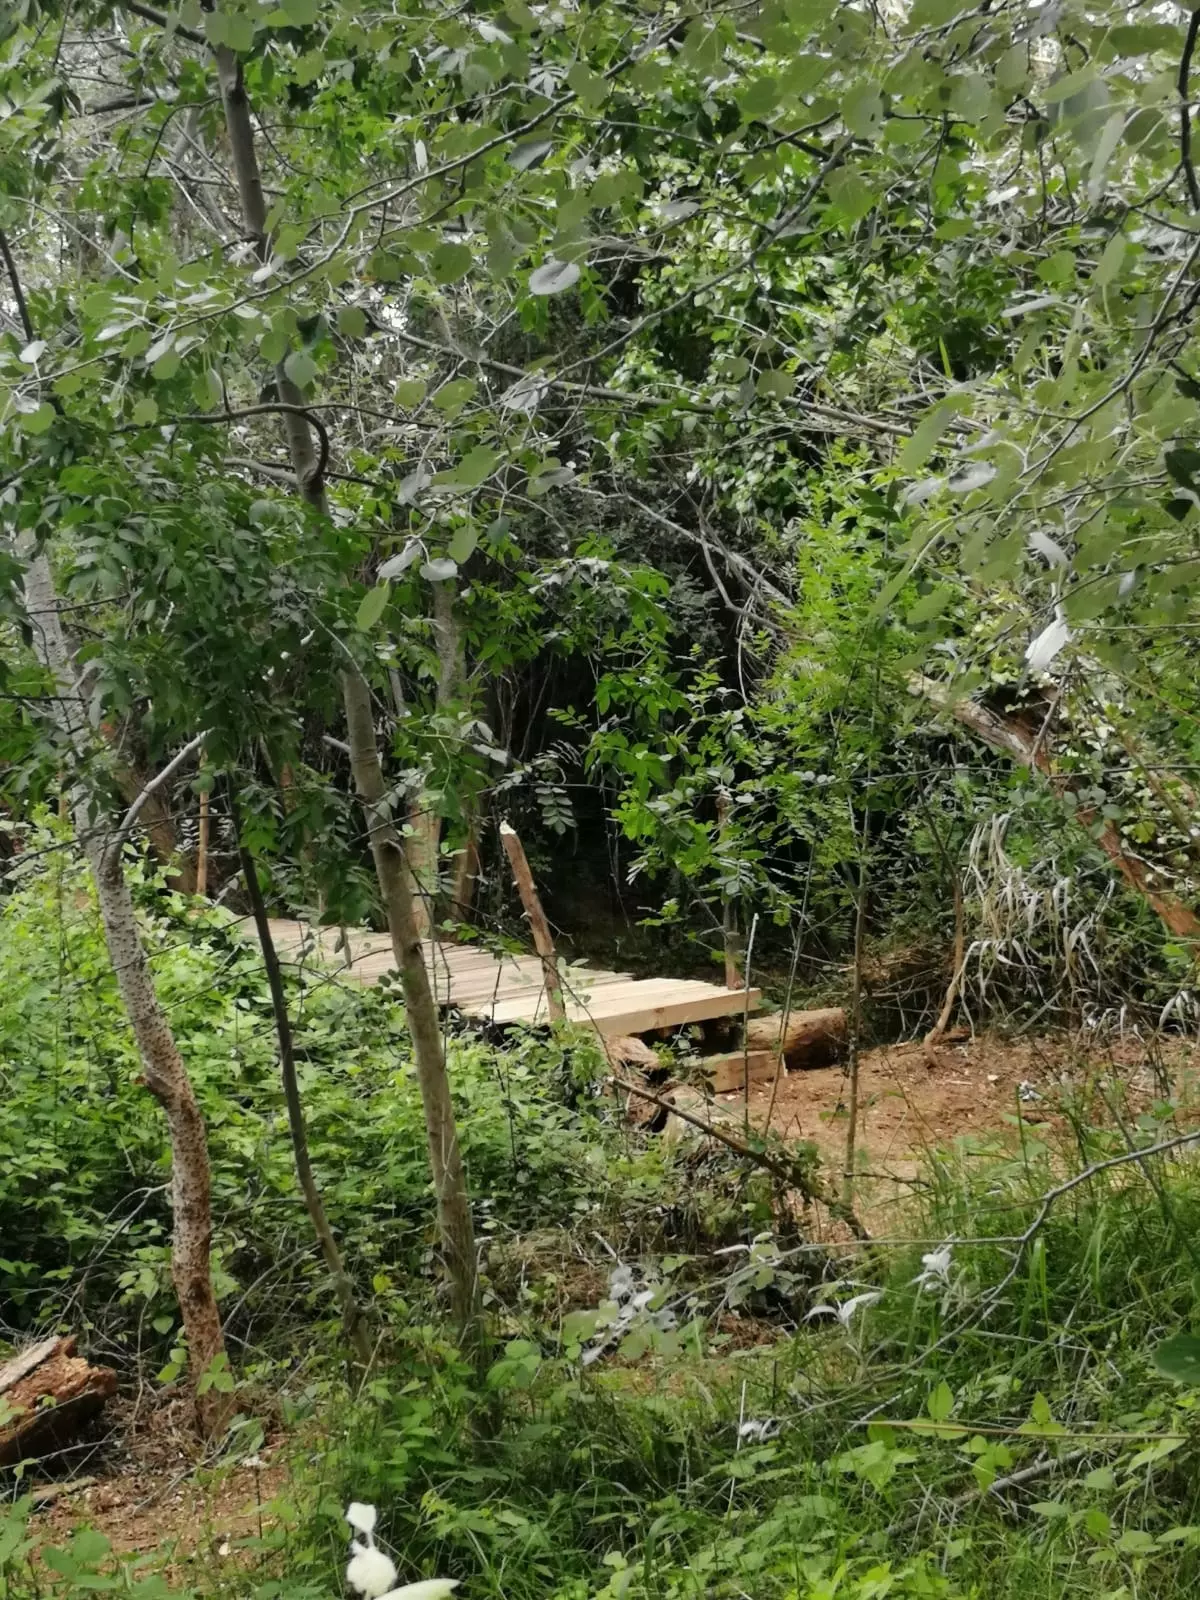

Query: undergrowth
[5,840,1200,1600]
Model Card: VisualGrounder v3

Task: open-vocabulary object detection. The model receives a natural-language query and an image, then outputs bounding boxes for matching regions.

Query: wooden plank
[696,1049,779,1094]
[486,985,762,1036]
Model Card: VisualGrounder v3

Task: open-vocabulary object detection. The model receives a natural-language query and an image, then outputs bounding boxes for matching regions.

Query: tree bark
[235,822,374,1366]
[910,674,1200,942]
[23,553,228,1434]
[0,1337,117,1468]
[213,52,479,1339]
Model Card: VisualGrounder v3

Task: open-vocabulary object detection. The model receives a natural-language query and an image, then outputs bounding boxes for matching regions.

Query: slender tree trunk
[343,674,480,1335]
[842,855,868,1211]
[23,552,228,1432]
[4,222,226,1433]
[450,803,481,921]
[196,782,210,899]
[235,815,373,1366]
[716,789,744,989]
[404,585,467,935]
[213,54,479,1338]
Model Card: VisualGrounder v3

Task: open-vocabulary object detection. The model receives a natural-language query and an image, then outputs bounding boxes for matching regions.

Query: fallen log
[0,1336,117,1467]
[746,1008,846,1069]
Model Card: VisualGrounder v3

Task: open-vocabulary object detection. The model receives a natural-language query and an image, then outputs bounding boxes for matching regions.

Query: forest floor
[25,1029,1200,1576]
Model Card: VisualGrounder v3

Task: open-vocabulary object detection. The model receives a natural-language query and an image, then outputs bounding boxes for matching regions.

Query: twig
[609,1074,871,1241]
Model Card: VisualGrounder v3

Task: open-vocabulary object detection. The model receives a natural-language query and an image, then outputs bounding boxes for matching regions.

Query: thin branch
[103,732,208,872]
[166,404,330,493]
[119,0,208,48]
[609,1074,871,1241]
[1181,11,1200,211]
[0,227,35,343]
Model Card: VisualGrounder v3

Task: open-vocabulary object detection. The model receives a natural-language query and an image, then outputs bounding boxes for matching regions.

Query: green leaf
[566,61,609,109]
[842,86,884,138]
[71,1530,112,1566]
[260,327,289,365]
[283,349,317,389]
[898,403,956,471]
[151,349,180,381]
[432,445,499,490]
[448,523,480,564]
[926,1380,955,1422]
[1028,1392,1055,1426]
[826,167,876,221]
[131,397,159,426]
[431,242,473,285]
[20,403,56,435]
[1153,1333,1200,1384]
[1087,112,1125,201]
[355,583,391,632]
[1093,233,1126,289]
[204,8,256,51]
[394,378,427,408]
[281,0,319,22]
[739,75,781,120]
[433,378,477,415]
[756,368,795,400]
[337,305,368,339]
[907,583,955,624]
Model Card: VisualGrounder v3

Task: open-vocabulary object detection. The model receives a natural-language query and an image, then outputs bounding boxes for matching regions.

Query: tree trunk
[236,824,373,1366]
[23,552,228,1434]
[405,585,468,936]
[0,1337,117,1468]
[213,52,479,1339]
[344,672,480,1336]
[716,789,744,989]
[910,674,1200,941]
[405,801,440,939]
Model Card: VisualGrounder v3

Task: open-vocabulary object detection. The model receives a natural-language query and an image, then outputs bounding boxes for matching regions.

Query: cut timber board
[243,917,760,1038]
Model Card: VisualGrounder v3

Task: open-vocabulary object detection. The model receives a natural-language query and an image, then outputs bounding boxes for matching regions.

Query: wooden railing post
[499,821,566,1021]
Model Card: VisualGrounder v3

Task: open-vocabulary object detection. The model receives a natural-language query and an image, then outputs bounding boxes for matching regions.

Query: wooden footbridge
[253,919,760,1038]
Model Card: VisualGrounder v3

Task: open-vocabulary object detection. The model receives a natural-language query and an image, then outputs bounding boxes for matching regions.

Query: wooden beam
[499,821,565,1021]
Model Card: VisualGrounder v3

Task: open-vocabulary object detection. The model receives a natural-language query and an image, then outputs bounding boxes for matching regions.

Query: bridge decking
[255,919,760,1038]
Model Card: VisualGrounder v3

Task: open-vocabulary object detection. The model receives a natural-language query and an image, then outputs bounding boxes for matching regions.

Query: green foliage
[0,833,638,1350]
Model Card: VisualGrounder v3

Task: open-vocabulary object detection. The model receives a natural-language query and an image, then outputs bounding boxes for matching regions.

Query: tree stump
[746,1008,847,1069]
[0,1336,117,1467]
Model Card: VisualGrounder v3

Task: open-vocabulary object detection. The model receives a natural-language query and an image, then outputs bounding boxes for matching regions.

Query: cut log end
[0,1336,118,1468]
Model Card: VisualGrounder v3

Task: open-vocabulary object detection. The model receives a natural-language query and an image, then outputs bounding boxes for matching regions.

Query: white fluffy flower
[347,1545,399,1599]
[344,1503,456,1600]
[346,1503,378,1537]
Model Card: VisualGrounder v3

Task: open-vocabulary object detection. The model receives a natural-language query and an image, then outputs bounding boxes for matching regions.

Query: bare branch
[103,732,209,873]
